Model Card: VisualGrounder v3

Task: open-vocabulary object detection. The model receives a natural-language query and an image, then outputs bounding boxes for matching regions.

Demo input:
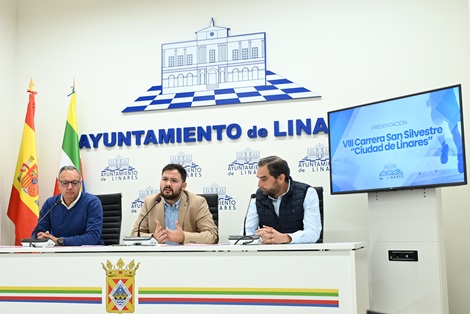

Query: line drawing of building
[139,186,159,200]
[170,151,193,166]
[307,144,329,161]
[236,148,260,163]
[162,18,266,94]
[107,155,130,170]
[123,18,320,113]
[203,183,226,197]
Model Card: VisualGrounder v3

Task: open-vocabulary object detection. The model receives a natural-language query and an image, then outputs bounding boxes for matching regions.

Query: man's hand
[36,231,50,239]
[36,231,59,244]
[166,221,185,244]
[256,225,291,244]
[153,220,168,244]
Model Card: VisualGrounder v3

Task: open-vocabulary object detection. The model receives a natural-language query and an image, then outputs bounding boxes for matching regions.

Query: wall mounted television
[328,84,467,195]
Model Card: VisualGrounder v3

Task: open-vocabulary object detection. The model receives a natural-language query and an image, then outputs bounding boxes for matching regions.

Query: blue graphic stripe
[281,87,310,93]
[268,79,292,85]
[194,95,216,101]
[237,92,262,98]
[254,85,278,91]
[135,96,156,102]
[122,106,150,113]
[264,94,292,101]
[215,88,236,95]
[150,98,172,105]
[174,92,195,98]
[215,98,241,105]
[140,300,339,307]
[168,102,193,109]
[148,86,162,92]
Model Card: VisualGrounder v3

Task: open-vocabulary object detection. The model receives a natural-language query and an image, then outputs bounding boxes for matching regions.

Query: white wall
[1,0,470,313]
[0,0,17,241]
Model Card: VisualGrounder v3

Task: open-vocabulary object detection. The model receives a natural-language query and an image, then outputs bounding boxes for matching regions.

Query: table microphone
[33,199,61,237]
[21,199,62,246]
[228,193,260,245]
[137,196,162,237]
[242,193,256,237]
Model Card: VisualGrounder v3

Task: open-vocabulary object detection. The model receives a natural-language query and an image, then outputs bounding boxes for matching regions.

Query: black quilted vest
[255,179,310,233]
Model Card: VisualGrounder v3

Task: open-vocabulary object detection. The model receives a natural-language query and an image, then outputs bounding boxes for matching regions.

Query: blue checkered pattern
[122,70,320,113]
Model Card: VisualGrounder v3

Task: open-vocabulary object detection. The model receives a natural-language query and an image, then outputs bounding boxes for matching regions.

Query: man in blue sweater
[32,165,104,246]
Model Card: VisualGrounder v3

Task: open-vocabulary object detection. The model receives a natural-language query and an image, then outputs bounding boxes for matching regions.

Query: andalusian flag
[53,82,85,195]
[7,79,40,245]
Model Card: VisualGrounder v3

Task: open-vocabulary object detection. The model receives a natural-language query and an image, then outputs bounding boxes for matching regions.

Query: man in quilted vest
[244,156,322,244]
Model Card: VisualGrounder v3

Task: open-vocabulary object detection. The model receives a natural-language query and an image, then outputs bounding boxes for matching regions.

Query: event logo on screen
[227,147,260,176]
[297,144,330,173]
[170,151,203,178]
[130,186,159,214]
[203,183,236,211]
[100,155,139,182]
[122,18,320,113]
[379,162,404,181]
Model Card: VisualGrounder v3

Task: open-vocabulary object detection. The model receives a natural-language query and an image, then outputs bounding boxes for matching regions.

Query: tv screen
[328,84,467,194]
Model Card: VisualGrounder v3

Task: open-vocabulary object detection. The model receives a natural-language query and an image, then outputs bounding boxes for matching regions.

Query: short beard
[161,187,182,201]
[262,188,280,198]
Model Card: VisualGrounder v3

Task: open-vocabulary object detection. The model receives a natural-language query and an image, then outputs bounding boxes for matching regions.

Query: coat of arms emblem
[102,258,140,313]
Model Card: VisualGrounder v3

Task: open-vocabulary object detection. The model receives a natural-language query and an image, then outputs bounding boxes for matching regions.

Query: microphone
[243,193,256,237]
[137,196,162,237]
[33,199,62,237]
[20,199,61,247]
[228,193,259,245]
[123,196,162,246]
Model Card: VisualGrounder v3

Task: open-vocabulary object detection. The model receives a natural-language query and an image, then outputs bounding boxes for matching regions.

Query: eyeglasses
[59,180,81,187]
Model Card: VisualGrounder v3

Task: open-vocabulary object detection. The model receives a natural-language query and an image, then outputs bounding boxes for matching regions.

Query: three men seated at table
[32,155,321,246]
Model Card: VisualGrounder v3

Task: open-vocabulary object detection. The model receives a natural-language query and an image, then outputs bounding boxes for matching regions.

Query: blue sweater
[32,192,104,246]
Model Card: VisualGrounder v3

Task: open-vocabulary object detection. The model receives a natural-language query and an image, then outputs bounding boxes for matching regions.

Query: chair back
[96,193,122,245]
[313,186,324,243]
[197,193,219,227]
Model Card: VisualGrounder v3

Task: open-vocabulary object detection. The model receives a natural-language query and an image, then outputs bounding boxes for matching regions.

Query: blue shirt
[164,196,182,245]
[244,186,322,244]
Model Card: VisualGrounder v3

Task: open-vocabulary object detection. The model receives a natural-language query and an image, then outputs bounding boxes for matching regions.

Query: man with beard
[244,156,322,244]
[131,163,218,244]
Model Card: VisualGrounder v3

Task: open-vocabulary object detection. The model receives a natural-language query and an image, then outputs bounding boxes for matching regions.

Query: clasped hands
[256,225,292,244]
[153,220,185,244]
[36,231,59,244]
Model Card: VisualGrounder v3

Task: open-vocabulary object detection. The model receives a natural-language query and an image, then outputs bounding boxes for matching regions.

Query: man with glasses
[32,165,104,246]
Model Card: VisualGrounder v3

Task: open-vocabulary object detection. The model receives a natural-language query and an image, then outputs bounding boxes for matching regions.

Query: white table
[0,242,369,314]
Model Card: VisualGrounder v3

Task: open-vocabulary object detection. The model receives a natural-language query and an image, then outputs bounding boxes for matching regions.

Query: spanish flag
[53,81,85,195]
[7,79,40,245]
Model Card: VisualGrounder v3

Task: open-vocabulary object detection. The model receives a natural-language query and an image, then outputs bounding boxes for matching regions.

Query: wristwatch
[57,237,65,246]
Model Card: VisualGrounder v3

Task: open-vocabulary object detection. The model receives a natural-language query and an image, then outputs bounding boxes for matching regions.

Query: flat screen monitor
[328,84,467,194]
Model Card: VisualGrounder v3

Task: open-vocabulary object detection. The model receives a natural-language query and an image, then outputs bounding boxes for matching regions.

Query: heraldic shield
[102,258,140,313]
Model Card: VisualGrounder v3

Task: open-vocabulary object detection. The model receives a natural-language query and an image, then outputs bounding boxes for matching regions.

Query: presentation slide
[328,86,465,194]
